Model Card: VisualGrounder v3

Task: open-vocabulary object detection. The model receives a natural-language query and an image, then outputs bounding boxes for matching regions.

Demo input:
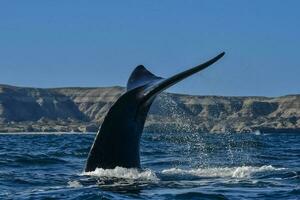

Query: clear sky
[0,1,299,96]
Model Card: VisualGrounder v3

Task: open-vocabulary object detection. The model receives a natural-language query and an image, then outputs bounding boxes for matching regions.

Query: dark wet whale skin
[85,52,225,172]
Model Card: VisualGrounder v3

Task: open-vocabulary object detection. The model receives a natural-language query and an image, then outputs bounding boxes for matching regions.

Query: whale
[85,52,225,172]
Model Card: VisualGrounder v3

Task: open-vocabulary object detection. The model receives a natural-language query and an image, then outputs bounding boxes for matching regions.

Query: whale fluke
[127,65,163,91]
[85,52,225,172]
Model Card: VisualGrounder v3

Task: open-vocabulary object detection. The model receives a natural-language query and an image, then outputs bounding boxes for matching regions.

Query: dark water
[0,132,299,200]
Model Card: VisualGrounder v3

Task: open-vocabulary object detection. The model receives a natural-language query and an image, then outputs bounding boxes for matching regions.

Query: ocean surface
[0,132,299,200]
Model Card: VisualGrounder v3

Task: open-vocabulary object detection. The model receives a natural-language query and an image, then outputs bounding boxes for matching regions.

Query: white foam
[83,167,159,181]
[162,165,284,178]
[67,180,83,188]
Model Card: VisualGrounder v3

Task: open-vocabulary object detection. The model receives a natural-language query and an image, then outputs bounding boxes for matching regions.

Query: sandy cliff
[0,84,299,133]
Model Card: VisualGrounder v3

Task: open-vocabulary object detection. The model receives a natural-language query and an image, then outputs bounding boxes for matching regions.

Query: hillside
[0,84,299,133]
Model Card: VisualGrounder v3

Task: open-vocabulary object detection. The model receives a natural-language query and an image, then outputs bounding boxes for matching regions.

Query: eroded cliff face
[146,94,300,133]
[0,84,299,133]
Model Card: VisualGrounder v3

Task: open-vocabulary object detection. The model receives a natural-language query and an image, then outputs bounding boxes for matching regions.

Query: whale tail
[142,52,225,101]
[126,65,163,91]
[85,52,225,172]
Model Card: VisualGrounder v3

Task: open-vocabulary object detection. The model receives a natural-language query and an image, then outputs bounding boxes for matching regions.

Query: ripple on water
[0,132,299,200]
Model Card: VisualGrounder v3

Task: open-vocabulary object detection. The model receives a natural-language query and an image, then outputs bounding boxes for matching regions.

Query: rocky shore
[0,84,299,133]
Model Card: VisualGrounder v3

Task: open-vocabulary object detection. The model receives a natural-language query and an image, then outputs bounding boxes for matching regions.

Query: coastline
[0,84,299,134]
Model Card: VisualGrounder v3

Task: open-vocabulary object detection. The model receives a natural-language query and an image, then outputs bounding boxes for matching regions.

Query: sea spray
[83,167,159,181]
[162,165,285,178]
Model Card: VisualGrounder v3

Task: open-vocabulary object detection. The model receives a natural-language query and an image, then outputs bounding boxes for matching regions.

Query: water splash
[83,167,159,181]
[162,165,285,178]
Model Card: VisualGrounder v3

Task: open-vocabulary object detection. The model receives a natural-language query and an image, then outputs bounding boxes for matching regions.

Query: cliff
[0,84,299,133]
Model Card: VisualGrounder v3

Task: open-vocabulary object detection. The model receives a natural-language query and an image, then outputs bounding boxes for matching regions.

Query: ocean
[0,132,299,200]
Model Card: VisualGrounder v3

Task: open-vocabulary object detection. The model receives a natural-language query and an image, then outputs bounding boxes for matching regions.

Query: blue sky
[0,1,299,96]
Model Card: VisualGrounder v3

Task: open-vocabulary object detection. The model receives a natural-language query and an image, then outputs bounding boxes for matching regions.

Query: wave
[12,154,67,165]
[0,132,95,135]
[162,165,285,178]
[82,165,285,183]
[83,167,159,181]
